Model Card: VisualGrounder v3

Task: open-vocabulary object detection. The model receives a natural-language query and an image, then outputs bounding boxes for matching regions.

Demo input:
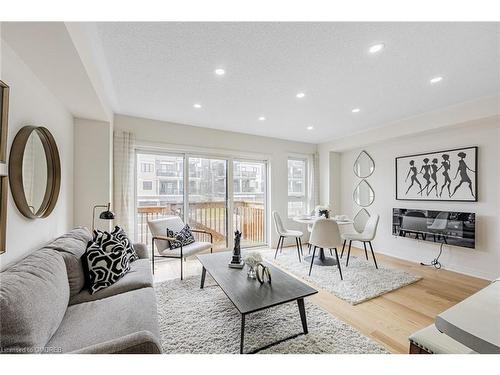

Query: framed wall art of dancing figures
[395,146,478,202]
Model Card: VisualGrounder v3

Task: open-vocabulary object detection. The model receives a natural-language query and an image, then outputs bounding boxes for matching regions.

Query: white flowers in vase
[244,252,262,279]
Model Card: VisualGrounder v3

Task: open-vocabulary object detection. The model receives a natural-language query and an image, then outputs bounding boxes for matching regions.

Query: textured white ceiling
[92,22,500,143]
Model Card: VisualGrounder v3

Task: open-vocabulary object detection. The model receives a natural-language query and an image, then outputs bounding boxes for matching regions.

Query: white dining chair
[272,211,303,262]
[308,218,343,280]
[306,205,331,253]
[341,214,380,269]
[335,215,358,259]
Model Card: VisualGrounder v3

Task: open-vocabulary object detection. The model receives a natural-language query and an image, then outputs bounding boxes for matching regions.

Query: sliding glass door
[187,157,228,250]
[233,160,267,248]
[136,151,267,250]
[136,152,184,246]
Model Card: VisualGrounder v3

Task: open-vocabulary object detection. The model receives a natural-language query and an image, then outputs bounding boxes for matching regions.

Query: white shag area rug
[155,277,388,354]
[262,249,422,305]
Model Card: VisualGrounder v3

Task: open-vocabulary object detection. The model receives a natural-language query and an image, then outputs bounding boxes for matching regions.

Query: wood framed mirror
[8,126,61,219]
[0,80,9,253]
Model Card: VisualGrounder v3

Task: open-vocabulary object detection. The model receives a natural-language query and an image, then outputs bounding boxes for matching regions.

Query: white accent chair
[308,218,343,279]
[272,211,303,262]
[148,216,213,280]
[341,214,380,269]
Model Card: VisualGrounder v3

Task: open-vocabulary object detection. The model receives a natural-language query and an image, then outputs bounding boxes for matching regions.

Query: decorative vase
[247,265,257,279]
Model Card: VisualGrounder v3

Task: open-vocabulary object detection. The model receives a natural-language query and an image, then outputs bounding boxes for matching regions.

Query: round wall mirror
[353,150,375,178]
[353,179,375,207]
[9,126,61,219]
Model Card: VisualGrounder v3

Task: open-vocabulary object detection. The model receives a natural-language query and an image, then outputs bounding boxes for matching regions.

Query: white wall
[328,116,500,280]
[114,114,317,247]
[73,118,113,231]
[0,41,74,270]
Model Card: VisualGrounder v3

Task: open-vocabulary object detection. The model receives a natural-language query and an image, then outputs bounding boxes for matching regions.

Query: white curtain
[308,152,320,211]
[113,131,135,236]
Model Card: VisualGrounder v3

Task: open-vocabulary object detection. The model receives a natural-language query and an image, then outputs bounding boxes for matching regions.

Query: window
[287,158,307,217]
[142,181,153,190]
[141,163,153,173]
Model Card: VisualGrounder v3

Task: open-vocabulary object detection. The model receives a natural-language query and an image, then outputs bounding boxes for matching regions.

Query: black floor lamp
[92,202,115,231]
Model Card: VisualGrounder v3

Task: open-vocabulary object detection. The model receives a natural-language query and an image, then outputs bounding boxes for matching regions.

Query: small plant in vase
[243,252,262,279]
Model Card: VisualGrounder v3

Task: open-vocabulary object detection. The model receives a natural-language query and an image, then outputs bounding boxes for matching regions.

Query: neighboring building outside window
[141,163,153,173]
[143,181,153,190]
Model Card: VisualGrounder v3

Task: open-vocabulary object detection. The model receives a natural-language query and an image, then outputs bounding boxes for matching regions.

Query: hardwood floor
[152,245,489,354]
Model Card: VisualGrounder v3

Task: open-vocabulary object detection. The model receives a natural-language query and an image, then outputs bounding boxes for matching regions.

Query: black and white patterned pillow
[82,241,132,294]
[110,226,139,261]
[167,224,195,249]
[93,226,138,262]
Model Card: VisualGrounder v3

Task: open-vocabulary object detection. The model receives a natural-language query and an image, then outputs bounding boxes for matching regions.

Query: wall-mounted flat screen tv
[392,208,476,249]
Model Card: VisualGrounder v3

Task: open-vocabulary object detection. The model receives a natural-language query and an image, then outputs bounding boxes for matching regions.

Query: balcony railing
[136,201,265,249]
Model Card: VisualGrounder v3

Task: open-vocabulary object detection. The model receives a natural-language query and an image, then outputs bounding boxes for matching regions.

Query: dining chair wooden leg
[363,242,368,260]
[340,240,346,258]
[274,236,282,259]
[368,241,379,269]
[295,237,302,263]
[298,237,304,256]
[280,236,285,253]
[329,248,333,256]
[308,246,317,276]
[333,248,343,280]
[308,243,312,254]
[346,241,352,267]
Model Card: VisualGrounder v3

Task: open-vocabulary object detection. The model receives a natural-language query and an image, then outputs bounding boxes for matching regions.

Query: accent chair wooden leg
[180,257,183,280]
[340,240,346,258]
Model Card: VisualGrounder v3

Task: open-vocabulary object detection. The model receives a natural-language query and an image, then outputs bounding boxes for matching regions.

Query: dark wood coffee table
[197,251,318,354]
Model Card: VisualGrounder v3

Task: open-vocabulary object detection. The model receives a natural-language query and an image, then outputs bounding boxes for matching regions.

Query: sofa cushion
[44,227,92,297]
[46,287,159,353]
[70,259,153,305]
[157,241,212,258]
[0,248,69,353]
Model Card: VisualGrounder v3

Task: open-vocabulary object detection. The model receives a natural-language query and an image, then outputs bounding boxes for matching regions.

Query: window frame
[287,157,309,218]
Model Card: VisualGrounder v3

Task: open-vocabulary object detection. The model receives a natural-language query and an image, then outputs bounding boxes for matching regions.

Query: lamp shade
[99,210,115,220]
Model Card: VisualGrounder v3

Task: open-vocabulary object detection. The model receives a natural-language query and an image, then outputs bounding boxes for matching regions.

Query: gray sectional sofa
[0,227,161,354]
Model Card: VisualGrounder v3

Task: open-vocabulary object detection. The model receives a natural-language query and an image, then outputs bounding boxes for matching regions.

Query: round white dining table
[292,216,353,267]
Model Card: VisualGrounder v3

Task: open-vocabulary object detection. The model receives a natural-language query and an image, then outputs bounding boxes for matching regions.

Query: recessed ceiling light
[369,43,385,54]
[214,68,225,76]
[352,108,361,113]
[306,126,314,130]
[193,103,202,109]
[296,92,306,99]
[258,116,266,121]
[430,76,443,84]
